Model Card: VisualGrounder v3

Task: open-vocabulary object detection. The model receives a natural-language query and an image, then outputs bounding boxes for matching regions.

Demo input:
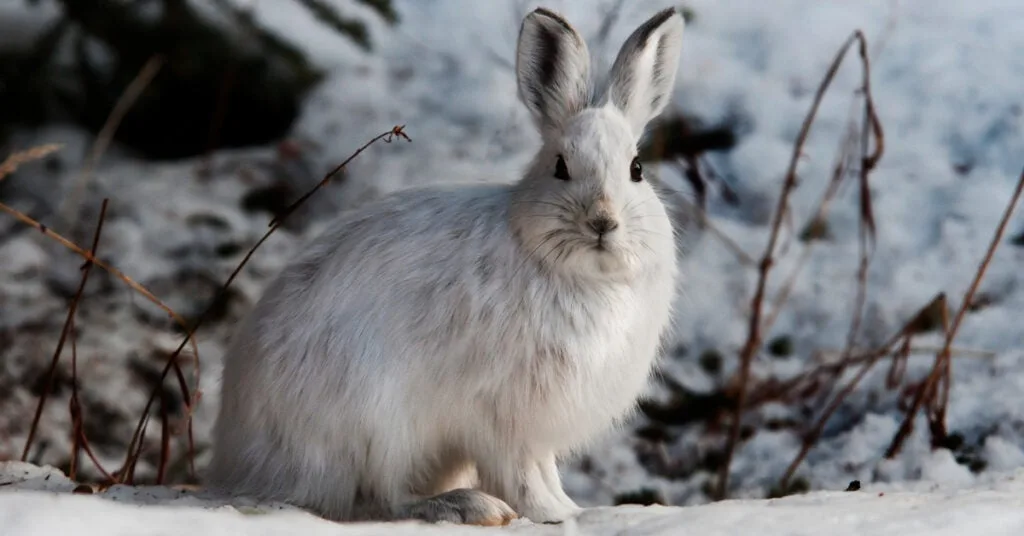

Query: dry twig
[21,200,109,462]
[0,145,196,481]
[59,56,165,222]
[770,166,1021,486]
[776,293,945,489]
[0,202,201,424]
[0,145,63,181]
[0,204,199,356]
[67,314,117,482]
[840,40,885,364]
[762,116,860,333]
[118,125,412,481]
[716,30,883,500]
[885,167,1024,457]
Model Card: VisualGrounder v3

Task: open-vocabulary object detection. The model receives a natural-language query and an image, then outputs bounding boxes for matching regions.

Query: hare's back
[257,183,516,362]
[218,183,516,444]
[298,183,514,280]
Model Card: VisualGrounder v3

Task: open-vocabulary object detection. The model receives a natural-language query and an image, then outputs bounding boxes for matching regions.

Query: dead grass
[58,55,165,225]
[20,199,108,464]
[0,145,63,179]
[1,126,410,485]
[683,30,1021,500]
[715,29,884,500]
[118,125,410,482]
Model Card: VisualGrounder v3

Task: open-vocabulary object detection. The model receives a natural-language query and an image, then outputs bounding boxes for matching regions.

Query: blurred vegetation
[0,0,397,160]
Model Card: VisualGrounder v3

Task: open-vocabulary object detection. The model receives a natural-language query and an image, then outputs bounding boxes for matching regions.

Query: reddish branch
[715,31,883,500]
[885,167,1024,457]
[21,200,109,462]
[776,293,944,489]
[118,125,411,481]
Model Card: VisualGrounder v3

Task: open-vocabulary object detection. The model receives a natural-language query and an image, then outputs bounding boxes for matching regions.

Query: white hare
[207,6,685,525]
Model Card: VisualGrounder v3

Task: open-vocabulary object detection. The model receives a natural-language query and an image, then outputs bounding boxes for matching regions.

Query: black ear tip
[527,7,575,33]
[531,7,561,19]
[651,7,682,26]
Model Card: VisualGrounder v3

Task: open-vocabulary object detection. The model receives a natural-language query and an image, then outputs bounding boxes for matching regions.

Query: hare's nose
[588,217,619,235]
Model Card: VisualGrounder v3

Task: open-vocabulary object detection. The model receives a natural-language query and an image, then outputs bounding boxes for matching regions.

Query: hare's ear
[516,8,591,136]
[602,8,684,137]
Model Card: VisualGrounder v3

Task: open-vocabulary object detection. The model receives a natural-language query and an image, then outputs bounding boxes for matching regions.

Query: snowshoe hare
[208,6,685,526]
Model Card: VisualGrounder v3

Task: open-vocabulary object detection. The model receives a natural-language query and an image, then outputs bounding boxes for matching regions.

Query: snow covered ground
[4,461,1024,535]
[2,0,1024,532]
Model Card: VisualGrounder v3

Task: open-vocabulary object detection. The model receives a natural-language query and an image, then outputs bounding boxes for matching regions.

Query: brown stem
[21,200,109,462]
[715,31,878,501]
[886,167,1024,457]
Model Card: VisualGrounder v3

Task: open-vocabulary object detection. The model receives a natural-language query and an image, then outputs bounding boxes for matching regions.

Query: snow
[4,461,1024,535]
[2,0,1024,532]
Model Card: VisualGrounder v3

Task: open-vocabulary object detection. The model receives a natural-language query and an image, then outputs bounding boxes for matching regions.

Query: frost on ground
[4,461,1024,535]
[2,0,1024,523]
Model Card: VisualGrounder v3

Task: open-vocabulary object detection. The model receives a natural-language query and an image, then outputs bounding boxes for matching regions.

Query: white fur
[207,7,686,524]
[602,8,685,134]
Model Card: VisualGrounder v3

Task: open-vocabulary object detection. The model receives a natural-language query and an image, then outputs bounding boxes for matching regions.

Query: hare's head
[510,7,684,280]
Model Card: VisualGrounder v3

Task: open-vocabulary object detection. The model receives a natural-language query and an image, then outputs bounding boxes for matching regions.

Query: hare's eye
[630,157,643,182]
[554,155,571,181]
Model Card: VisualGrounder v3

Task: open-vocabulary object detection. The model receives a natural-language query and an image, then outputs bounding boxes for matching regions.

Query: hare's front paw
[479,455,582,524]
[398,488,518,526]
[519,502,582,525]
[515,484,581,524]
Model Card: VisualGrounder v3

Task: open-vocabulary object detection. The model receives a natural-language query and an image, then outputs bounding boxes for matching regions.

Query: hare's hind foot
[397,488,517,526]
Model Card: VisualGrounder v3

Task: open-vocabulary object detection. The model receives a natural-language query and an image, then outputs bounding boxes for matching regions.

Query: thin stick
[815,345,995,363]
[0,202,202,384]
[67,311,116,483]
[119,125,412,480]
[59,56,165,223]
[716,31,878,500]
[68,315,81,481]
[927,301,953,440]
[665,179,756,267]
[21,199,109,462]
[778,339,904,489]
[0,145,63,182]
[697,211,757,267]
[762,119,859,333]
[840,37,885,362]
[3,186,198,478]
[885,167,1024,457]
[78,430,115,483]
[157,393,170,485]
[742,299,963,411]
[269,126,411,227]
[123,412,150,485]
[776,293,944,489]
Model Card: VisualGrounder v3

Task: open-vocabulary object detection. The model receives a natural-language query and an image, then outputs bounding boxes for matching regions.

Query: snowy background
[2,0,1024,531]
